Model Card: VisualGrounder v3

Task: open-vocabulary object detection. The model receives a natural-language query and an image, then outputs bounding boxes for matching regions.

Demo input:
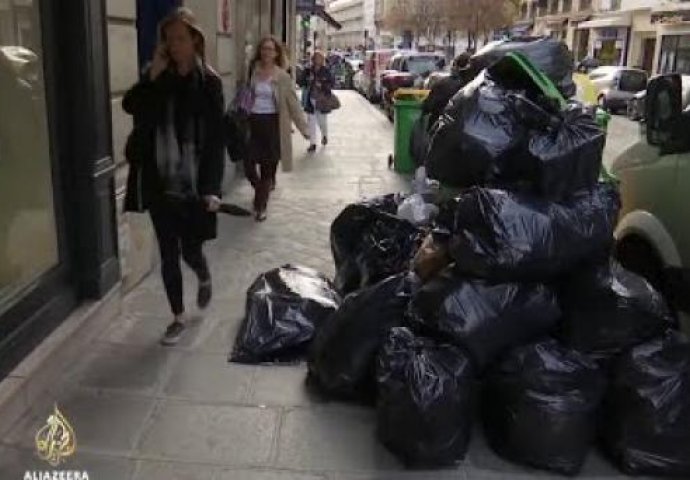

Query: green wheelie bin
[389,89,429,174]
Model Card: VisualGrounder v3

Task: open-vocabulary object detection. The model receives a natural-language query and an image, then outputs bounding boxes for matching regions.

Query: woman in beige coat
[245,36,309,221]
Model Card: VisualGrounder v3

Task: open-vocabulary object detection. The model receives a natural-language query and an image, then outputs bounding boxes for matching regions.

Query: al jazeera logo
[24,405,90,480]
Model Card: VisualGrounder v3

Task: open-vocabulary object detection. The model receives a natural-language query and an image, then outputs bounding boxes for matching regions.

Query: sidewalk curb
[0,284,122,437]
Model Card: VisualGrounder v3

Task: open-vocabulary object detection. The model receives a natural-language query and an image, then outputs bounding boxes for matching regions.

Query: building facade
[0,0,298,381]
[522,0,690,73]
[326,0,365,49]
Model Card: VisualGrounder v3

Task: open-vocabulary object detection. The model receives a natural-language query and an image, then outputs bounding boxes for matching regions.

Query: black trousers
[150,201,210,316]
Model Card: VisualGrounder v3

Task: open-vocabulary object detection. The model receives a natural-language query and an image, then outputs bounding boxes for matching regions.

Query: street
[0,92,647,480]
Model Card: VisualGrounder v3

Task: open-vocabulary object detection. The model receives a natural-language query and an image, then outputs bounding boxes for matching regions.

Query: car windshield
[407,57,440,75]
[619,71,648,92]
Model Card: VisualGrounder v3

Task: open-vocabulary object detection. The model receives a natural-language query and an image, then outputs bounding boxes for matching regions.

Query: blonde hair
[251,36,287,70]
[158,7,206,61]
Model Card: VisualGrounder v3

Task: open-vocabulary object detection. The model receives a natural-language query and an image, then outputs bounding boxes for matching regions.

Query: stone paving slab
[0,93,650,480]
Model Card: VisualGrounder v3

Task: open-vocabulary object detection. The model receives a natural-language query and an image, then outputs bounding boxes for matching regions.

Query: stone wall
[106,0,158,293]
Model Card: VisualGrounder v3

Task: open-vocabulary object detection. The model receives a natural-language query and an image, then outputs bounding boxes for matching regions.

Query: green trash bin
[391,90,427,174]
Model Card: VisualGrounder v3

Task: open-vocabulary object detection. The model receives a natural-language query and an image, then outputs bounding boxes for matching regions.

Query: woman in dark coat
[123,7,225,346]
[299,51,335,153]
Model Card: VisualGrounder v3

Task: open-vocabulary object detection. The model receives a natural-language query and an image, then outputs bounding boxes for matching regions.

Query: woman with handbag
[300,51,338,153]
[243,36,309,222]
[122,8,224,346]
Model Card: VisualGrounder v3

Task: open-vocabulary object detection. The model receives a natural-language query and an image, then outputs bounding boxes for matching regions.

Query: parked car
[381,52,445,120]
[611,73,690,332]
[588,66,648,113]
[361,49,399,103]
[627,75,690,122]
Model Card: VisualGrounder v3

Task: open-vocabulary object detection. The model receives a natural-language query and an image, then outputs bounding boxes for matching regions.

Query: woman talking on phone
[122,8,225,346]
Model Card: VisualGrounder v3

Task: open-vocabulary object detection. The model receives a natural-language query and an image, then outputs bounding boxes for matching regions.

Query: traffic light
[301,15,311,29]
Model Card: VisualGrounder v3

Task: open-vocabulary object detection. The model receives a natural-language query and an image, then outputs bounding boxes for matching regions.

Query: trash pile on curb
[230,41,690,477]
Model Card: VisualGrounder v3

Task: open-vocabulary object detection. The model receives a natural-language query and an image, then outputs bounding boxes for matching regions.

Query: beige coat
[251,67,309,172]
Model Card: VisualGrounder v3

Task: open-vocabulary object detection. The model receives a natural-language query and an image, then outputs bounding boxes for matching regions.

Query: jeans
[308,111,328,145]
[150,201,210,316]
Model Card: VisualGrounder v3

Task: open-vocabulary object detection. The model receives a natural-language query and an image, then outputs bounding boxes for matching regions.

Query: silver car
[589,66,648,113]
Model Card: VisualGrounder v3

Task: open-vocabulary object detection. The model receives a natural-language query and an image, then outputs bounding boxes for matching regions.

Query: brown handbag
[313,89,341,113]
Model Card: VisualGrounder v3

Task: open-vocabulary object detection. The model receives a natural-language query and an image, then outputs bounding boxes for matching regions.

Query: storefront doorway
[642,37,656,72]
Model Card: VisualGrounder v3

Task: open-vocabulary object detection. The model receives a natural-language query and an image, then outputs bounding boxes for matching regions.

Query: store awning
[315,6,342,30]
[578,14,632,29]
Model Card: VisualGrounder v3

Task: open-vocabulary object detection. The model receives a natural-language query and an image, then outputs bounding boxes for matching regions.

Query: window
[658,35,690,74]
[579,0,592,10]
[0,0,58,310]
[407,56,440,75]
[619,71,648,92]
[562,0,572,11]
[549,0,558,14]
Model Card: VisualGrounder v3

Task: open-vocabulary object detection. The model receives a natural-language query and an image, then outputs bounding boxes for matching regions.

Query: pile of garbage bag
[483,339,607,475]
[377,327,475,467]
[308,272,420,401]
[330,195,426,294]
[230,265,341,364]
[229,52,689,477]
[471,36,575,98]
[558,259,676,360]
[601,331,690,476]
[426,55,603,200]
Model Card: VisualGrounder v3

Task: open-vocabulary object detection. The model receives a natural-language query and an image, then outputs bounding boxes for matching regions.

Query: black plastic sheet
[426,74,529,189]
[602,330,690,477]
[559,259,676,360]
[472,36,575,98]
[230,265,341,364]
[483,339,607,475]
[410,268,560,369]
[377,327,475,467]
[331,196,425,294]
[308,273,420,400]
[448,183,621,281]
[526,103,605,200]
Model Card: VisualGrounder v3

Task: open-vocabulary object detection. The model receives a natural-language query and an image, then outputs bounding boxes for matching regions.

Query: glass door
[0,0,58,313]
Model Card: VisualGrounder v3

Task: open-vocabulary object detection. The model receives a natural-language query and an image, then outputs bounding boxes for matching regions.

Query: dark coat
[123,66,225,241]
[299,65,334,114]
[422,70,472,127]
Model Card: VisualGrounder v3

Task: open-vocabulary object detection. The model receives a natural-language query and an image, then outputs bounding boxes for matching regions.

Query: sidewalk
[0,92,640,480]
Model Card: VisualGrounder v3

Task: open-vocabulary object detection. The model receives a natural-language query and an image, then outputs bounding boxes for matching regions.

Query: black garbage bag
[331,196,425,294]
[483,339,607,475]
[410,268,560,369]
[472,36,575,98]
[230,265,342,364]
[559,259,676,360]
[377,327,475,467]
[449,182,621,281]
[309,272,421,400]
[526,102,605,200]
[602,330,690,476]
[426,73,530,189]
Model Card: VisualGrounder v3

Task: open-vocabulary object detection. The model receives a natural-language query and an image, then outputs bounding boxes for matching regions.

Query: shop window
[549,0,558,14]
[0,0,58,311]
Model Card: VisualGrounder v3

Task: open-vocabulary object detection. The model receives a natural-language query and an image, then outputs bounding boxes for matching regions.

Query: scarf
[155,66,204,200]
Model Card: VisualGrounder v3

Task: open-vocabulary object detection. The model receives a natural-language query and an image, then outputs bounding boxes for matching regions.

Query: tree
[383,0,447,48]
[444,0,518,50]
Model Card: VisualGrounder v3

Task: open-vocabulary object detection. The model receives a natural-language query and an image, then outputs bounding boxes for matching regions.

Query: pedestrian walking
[245,36,309,222]
[122,7,225,346]
[300,51,336,153]
[422,53,474,127]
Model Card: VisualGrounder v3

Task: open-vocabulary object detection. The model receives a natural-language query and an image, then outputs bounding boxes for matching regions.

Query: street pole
[302,14,311,62]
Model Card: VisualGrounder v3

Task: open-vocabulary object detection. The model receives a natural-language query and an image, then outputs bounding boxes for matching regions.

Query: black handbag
[223,108,250,163]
